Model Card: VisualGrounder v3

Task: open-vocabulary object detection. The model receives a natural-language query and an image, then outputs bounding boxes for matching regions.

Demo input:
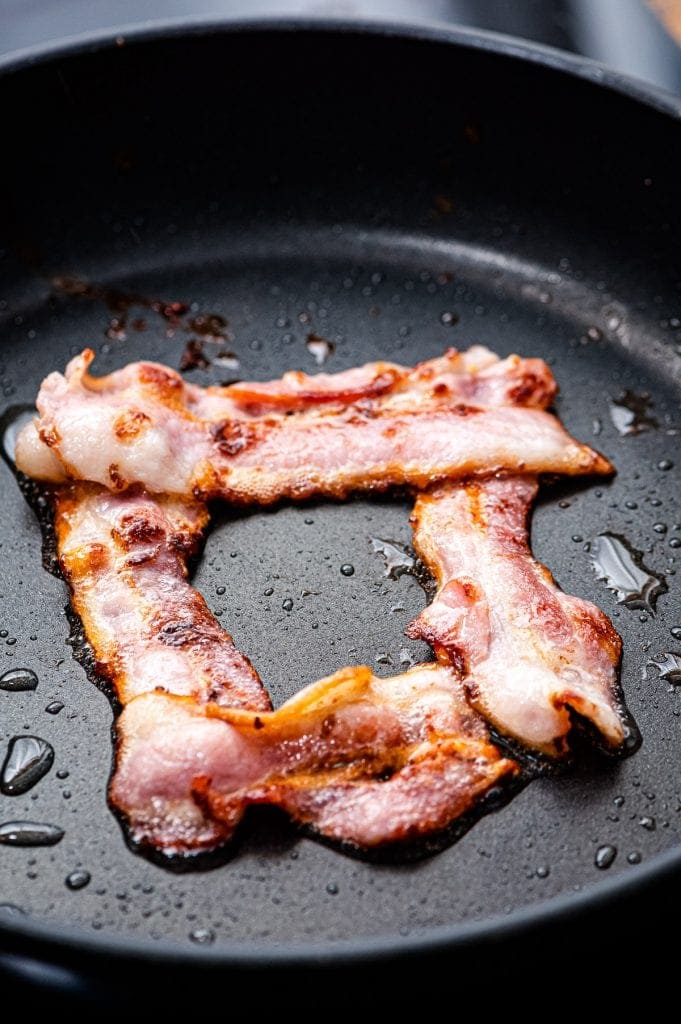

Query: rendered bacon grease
[17,346,634,860]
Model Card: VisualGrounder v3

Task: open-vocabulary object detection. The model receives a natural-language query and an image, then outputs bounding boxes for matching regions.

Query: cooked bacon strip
[54,484,270,711]
[219,345,553,410]
[407,476,631,756]
[54,483,514,855]
[16,348,610,498]
[111,664,516,854]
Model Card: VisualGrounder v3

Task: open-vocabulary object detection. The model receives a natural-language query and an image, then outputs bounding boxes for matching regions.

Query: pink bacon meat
[111,665,516,854]
[53,483,514,855]
[407,476,630,755]
[55,484,270,711]
[16,346,611,500]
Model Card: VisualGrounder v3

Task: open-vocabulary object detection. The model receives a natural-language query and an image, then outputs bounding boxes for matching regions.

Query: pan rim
[0,13,680,119]
[0,15,680,968]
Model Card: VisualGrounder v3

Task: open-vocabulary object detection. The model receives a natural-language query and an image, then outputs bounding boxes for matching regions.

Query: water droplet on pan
[649,652,681,684]
[1,736,54,795]
[0,821,64,846]
[370,538,416,579]
[595,844,617,869]
[65,869,91,891]
[45,701,64,714]
[340,564,355,577]
[590,534,665,612]
[189,927,215,945]
[0,668,38,692]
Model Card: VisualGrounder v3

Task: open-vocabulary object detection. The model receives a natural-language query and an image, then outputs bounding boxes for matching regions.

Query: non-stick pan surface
[1,20,681,973]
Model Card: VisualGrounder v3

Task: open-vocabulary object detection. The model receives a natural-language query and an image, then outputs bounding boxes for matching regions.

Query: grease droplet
[0,668,38,692]
[0,821,64,847]
[370,538,415,579]
[649,652,681,684]
[1,736,54,795]
[590,533,665,612]
[340,564,355,577]
[595,844,617,870]
[45,701,64,715]
[66,869,91,891]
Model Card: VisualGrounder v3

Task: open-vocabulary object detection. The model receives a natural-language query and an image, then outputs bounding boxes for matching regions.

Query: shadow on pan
[0,20,680,987]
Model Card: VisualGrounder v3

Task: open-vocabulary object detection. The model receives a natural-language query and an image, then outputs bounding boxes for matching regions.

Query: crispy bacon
[407,476,630,755]
[111,664,516,854]
[16,347,610,498]
[55,484,270,711]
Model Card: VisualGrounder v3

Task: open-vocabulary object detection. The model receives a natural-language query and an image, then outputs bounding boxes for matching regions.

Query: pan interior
[0,27,680,952]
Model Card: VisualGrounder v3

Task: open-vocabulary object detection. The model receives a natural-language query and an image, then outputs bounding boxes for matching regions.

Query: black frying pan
[1,18,681,995]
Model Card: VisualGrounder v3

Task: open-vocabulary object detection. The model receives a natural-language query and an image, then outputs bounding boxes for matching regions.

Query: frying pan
[1,17,681,994]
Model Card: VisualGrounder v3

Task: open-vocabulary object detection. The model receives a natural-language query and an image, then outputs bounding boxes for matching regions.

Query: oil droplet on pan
[0,668,39,692]
[370,538,416,579]
[1,736,54,795]
[595,844,617,869]
[590,533,665,612]
[65,869,91,891]
[0,821,64,847]
[649,652,681,683]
